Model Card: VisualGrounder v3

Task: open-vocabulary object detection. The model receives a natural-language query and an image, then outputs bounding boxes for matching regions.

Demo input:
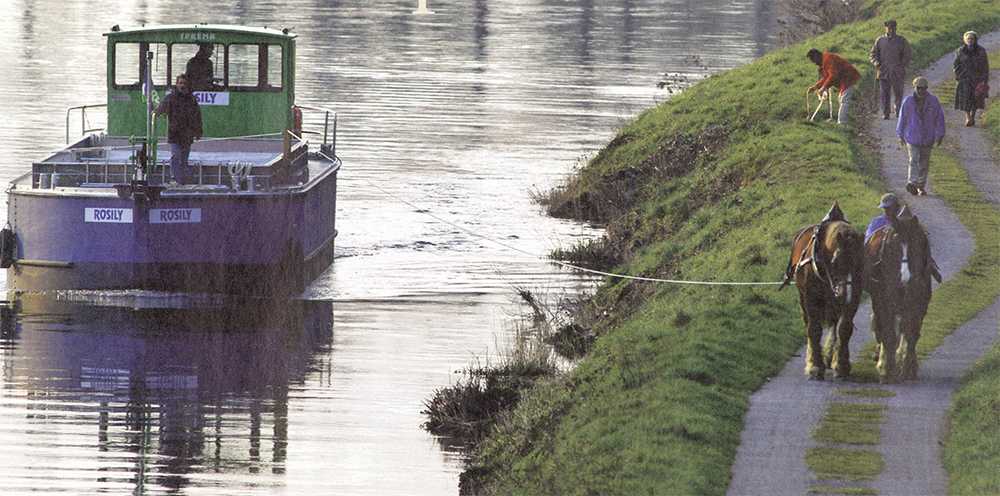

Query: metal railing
[66,104,107,144]
[294,105,338,157]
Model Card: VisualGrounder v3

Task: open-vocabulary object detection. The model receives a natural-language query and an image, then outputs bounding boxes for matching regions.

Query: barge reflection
[0,292,333,494]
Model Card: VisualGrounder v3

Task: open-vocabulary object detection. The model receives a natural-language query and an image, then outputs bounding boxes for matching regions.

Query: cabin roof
[104,24,296,42]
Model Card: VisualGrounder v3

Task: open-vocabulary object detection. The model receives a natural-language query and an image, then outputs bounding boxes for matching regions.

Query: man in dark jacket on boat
[186,43,215,91]
[155,74,203,185]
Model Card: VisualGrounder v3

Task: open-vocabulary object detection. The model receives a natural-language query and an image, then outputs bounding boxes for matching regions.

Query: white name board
[85,208,133,223]
[165,91,229,106]
[150,208,202,224]
[194,92,229,106]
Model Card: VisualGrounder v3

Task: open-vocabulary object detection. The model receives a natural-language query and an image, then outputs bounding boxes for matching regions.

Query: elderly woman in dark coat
[953,31,990,126]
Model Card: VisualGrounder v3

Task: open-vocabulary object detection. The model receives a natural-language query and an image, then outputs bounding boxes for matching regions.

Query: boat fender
[0,227,16,269]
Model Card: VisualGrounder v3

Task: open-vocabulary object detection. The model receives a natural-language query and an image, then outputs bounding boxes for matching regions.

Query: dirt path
[728,32,1000,496]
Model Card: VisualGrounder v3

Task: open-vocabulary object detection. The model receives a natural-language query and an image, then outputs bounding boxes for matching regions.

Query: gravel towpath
[727,32,1000,496]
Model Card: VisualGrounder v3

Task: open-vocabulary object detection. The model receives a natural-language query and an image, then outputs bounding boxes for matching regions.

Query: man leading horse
[864,197,941,382]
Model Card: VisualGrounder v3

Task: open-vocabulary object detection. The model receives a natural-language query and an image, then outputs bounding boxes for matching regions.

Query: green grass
[806,447,883,477]
[812,402,885,449]
[463,2,1000,494]
[945,346,1000,494]
[942,49,1000,495]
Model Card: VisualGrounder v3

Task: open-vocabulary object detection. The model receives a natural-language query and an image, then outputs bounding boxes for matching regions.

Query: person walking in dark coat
[154,74,203,185]
[870,20,912,119]
[953,31,990,126]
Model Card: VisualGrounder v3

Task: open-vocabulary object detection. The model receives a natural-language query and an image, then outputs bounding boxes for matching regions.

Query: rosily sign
[194,92,229,106]
[85,208,133,223]
[82,208,202,224]
[150,208,202,224]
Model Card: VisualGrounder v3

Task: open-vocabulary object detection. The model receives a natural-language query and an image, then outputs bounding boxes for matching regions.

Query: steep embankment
[729,33,1000,496]
[464,1,1000,494]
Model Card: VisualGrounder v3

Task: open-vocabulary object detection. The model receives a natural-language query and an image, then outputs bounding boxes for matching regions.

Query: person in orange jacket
[807,48,862,125]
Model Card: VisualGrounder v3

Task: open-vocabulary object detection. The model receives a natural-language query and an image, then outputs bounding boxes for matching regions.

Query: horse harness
[787,223,848,299]
[867,226,892,284]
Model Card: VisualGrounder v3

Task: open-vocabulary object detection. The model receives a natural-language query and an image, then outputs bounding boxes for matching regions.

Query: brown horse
[781,203,865,380]
[864,205,941,383]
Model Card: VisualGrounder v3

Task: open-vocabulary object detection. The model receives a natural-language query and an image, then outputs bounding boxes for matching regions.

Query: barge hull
[7,162,338,296]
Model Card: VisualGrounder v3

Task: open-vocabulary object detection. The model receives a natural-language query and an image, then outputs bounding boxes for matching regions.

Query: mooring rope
[345,167,783,287]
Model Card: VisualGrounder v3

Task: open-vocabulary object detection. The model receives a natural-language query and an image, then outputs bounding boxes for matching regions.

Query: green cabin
[105,24,296,139]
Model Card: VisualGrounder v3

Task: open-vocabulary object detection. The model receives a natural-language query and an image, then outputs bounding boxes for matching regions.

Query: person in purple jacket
[865,193,901,240]
[896,76,945,196]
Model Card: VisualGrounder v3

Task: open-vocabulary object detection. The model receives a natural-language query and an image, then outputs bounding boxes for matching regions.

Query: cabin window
[173,42,220,91]
[228,43,283,92]
[113,41,284,92]
[113,42,169,90]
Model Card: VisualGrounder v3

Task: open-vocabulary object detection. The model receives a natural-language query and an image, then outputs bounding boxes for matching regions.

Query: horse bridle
[796,225,854,301]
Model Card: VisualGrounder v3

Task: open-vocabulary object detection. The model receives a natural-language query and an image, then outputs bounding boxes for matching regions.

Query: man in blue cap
[865,193,901,240]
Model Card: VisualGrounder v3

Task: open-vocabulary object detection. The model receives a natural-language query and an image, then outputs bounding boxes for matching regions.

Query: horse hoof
[833,370,850,380]
[808,370,825,381]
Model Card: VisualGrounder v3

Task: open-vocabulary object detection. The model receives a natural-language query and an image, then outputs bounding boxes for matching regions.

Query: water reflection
[0,293,332,495]
[1,0,782,493]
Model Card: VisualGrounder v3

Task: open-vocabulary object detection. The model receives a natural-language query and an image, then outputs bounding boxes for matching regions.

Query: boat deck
[16,135,330,194]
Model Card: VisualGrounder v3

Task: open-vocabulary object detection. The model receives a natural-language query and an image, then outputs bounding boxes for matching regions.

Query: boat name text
[194,92,229,106]
[85,208,133,223]
[180,33,216,41]
[150,208,202,224]
[167,91,229,106]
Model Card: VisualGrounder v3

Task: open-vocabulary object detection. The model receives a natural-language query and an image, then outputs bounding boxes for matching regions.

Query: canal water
[0,1,779,494]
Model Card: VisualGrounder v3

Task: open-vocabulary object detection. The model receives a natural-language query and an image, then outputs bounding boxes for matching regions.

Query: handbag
[974,82,990,99]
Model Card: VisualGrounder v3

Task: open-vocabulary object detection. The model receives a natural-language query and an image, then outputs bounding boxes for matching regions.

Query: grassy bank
[942,50,1000,495]
[464,1,1000,494]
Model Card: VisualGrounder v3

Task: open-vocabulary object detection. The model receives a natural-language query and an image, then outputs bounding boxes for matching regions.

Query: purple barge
[3,25,340,295]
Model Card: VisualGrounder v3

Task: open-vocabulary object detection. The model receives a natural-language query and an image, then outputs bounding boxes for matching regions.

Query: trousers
[170,142,194,184]
[836,86,853,125]
[879,77,905,117]
[906,143,932,188]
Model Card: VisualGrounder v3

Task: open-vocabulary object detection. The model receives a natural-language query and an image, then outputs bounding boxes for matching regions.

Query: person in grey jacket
[870,20,912,120]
